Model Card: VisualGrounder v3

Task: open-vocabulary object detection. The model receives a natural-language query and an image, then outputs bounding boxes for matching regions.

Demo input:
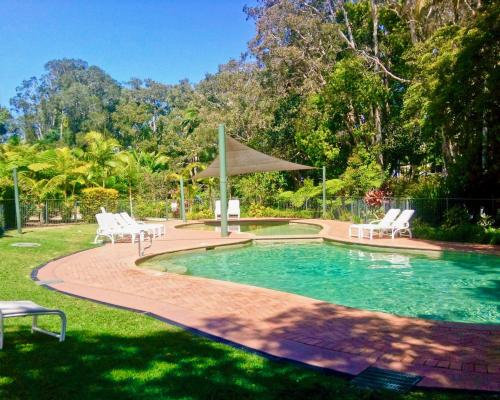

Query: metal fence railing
[269,197,499,225]
[0,197,498,230]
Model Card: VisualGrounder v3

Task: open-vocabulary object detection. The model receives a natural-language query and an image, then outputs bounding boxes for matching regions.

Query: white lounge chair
[214,200,221,220]
[119,212,165,238]
[228,199,240,219]
[214,200,241,220]
[389,209,415,239]
[0,301,66,349]
[110,213,151,244]
[94,212,146,245]
[349,208,401,240]
[95,213,120,244]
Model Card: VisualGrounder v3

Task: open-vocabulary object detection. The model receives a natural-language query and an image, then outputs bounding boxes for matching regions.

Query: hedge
[81,187,119,223]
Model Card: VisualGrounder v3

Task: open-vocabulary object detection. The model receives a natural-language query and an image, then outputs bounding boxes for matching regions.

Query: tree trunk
[482,113,488,173]
[371,0,383,165]
[129,184,134,217]
[409,18,418,44]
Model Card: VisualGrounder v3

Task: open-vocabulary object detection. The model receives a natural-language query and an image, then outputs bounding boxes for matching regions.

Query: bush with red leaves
[364,189,385,208]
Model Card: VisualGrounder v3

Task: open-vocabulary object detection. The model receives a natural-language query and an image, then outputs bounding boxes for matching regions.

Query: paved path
[35,220,500,392]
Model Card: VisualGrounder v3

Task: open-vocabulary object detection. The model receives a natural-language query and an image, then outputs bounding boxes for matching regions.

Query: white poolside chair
[119,212,165,238]
[94,213,146,245]
[228,199,240,219]
[110,213,151,244]
[214,200,222,220]
[0,301,66,349]
[389,209,415,239]
[349,208,401,240]
[95,213,120,244]
[215,199,241,220]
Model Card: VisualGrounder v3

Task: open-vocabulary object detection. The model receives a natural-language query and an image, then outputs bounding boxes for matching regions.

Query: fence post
[322,166,326,219]
[13,168,22,234]
[180,177,186,223]
[129,195,134,218]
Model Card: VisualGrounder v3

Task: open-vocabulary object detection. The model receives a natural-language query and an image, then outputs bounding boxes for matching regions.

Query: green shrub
[80,187,119,223]
[413,219,500,244]
[339,147,386,196]
[133,200,167,219]
[388,175,446,198]
[186,209,213,220]
[232,172,285,206]
[484,227,500,245]
[243,204,315,219]
[0,208,4,237]
[442,206,471,228]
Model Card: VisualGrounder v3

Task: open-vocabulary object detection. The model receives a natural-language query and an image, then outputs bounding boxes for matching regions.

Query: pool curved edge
[172,218,500,256]
[33,220,500,392]
[173,218,326,237]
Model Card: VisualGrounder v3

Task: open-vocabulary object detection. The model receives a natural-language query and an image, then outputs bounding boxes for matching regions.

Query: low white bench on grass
[0,301,66,349]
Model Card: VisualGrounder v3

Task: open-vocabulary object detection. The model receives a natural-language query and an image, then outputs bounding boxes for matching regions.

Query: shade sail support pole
[180,177,186,223]
[218,124,228,237]
[322,166,326,219]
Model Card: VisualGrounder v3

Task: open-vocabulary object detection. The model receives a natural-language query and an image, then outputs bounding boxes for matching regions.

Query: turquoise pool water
[178,221,322,236]
[142,242,500,324]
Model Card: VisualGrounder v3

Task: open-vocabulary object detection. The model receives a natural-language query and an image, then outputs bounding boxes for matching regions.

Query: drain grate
[351,366,422,393]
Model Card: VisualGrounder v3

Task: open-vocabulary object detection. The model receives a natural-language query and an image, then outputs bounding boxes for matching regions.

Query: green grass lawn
[0,225,497,400]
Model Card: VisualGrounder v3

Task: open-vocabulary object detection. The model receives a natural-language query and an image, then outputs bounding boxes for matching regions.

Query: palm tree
[116,151,142,216]
[30,148,89,201]
[82,131,120,187]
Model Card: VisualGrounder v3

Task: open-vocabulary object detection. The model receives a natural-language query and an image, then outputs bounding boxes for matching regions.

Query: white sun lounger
[349,208,401,240]
[119,212,165,238]
[94,213,147,245]
[388,209,415,239]
[215,199,241,220]
[228,199,240,219]
[214,200,222,220]
[0,301,66,349]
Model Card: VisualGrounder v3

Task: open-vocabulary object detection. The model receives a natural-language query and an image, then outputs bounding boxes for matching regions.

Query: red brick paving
[35,219,500,392]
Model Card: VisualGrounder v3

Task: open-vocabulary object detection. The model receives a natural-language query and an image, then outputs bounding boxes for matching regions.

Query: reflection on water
[143,242,500,323]
[349,249,412,269]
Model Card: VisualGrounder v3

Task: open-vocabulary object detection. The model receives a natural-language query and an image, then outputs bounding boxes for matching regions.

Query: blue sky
[0,0,256,106]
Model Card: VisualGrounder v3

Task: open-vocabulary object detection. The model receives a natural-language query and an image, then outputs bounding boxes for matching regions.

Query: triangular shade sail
[194,136,315,179]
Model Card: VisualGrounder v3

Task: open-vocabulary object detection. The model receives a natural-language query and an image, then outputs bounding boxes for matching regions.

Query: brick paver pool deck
[35,220,500,392]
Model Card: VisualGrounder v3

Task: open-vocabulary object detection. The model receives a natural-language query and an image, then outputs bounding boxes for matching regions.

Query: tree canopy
[1,0,498,201]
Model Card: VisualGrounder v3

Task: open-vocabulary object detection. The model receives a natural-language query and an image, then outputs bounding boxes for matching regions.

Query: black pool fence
[0,197,497,230]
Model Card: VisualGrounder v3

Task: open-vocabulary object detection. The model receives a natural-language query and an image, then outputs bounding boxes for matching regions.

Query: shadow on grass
[0,327,372,400]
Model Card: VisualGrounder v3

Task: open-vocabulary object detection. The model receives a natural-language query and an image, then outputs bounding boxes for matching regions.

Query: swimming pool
[177,221,322,236]
[141,242,500,324]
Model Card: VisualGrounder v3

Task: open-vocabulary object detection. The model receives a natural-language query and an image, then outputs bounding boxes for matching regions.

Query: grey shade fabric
[194,136,315,179]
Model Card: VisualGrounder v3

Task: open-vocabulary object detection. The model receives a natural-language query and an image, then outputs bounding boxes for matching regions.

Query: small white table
[348,224,379,240]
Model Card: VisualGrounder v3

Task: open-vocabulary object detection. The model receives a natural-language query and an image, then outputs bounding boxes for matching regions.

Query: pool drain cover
[351,366,422,393]
[11,242,41,248]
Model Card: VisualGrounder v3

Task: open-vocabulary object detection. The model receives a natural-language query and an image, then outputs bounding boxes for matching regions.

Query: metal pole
[129,187,134,218]
[180,177,186,223]
[218,124,228,237]
[13,167,22,234]
[322,166,326,218]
